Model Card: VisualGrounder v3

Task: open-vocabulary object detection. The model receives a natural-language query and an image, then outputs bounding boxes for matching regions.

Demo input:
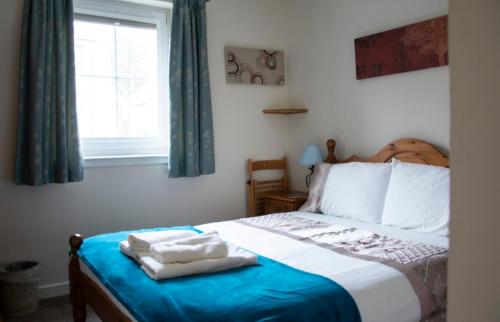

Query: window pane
[117,79,159,137]
[74,18,159,139]
[74,21,116,77]
[116,25,157,80]
[76,75,117,137]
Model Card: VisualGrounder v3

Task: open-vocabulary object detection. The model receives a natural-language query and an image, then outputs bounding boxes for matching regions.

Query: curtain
[15,0,83,186]
[169,0,215,178]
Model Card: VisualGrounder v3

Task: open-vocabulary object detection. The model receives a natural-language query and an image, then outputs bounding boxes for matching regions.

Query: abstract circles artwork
[225,46,285,86]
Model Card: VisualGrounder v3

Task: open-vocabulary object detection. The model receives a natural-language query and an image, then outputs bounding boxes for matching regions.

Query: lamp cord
[305,165,315,188]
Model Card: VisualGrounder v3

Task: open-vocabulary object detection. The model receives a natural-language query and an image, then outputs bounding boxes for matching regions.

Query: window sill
[83,154,168,168]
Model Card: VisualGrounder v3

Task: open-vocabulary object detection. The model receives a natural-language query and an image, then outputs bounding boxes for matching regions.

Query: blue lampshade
[300,144,323,166]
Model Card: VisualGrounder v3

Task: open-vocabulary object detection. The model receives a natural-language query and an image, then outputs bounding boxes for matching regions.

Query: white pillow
[320,162,392,223]
[381,159,450,236]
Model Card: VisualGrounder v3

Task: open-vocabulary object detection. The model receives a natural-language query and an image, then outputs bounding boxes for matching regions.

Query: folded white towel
[140,244,258,280]
[120,241,150,261]
[128,230,197,252]
[151,233,228,264]
[167,231,220,246]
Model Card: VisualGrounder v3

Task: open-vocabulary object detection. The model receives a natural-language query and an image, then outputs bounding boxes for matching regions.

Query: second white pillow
[381,159,450,236]
[320,162,392,223]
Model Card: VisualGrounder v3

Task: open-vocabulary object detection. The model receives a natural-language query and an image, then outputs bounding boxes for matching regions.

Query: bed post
[326,139,338,163]
[69,234,86,322]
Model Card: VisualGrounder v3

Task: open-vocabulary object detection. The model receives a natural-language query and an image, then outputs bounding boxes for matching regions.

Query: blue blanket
[78,227,361,322]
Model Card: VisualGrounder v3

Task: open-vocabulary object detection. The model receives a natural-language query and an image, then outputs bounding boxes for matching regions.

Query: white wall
[285,0,449,190]
[448,0,500,320]
[0,0,289,296]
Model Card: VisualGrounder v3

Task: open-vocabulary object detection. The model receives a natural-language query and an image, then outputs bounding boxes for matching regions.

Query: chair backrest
[246,157,289,216]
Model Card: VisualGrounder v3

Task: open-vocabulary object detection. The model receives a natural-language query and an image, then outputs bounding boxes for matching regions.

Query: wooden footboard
[69,234,132,322]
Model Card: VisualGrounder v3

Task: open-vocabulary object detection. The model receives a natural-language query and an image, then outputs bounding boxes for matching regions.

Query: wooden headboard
[325,138,449,168]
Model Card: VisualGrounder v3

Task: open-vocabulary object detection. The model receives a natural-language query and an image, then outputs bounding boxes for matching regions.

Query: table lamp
[299,144,323,188]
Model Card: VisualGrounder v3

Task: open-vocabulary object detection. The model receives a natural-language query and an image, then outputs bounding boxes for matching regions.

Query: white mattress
[80,211,448,322]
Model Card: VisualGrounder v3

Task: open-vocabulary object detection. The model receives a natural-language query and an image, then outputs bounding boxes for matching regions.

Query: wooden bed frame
[68,137,449,322]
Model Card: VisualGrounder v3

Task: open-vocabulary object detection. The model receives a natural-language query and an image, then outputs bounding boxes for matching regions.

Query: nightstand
[261,191,308,215]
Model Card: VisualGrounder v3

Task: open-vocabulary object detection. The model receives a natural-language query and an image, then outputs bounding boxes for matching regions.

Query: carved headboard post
[325,139,338,163]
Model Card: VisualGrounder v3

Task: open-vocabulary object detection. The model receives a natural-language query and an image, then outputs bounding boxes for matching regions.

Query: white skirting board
[38,281,69,299]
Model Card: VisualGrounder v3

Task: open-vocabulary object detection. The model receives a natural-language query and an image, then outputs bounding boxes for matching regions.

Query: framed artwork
[225,46,285,86]
[354,15,448,80]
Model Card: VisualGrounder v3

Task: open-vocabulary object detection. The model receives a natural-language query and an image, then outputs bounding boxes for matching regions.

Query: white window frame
[73,0,171,167]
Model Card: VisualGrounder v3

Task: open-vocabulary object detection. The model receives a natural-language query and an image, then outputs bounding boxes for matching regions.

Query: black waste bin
[0,261,41,317]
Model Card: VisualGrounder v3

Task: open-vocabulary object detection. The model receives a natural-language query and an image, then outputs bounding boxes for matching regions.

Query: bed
[69,138,449,322]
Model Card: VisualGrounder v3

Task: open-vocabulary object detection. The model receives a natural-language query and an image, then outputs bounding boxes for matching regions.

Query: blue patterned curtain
[169,0,215,178]
[15,0,83,186]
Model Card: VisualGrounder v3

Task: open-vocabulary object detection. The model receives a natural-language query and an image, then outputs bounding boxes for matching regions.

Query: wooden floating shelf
[262,107,308,115]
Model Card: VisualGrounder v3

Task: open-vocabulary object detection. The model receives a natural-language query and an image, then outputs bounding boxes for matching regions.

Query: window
[73,0,170,166]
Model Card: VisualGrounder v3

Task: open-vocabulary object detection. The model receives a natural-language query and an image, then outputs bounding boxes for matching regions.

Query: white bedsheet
[80,211,448,322]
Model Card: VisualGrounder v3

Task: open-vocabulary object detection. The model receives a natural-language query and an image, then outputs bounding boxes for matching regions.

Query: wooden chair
[246,157,289,216]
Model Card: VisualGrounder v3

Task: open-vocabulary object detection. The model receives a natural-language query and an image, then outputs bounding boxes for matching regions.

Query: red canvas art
[355,16,448,80]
